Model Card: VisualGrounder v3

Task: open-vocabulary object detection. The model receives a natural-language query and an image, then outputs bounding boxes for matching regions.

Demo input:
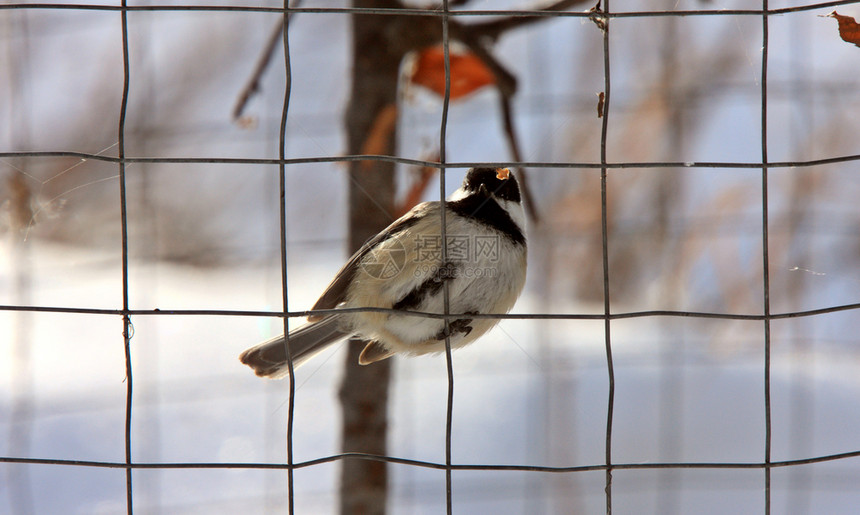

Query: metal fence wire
[2,0,860,514]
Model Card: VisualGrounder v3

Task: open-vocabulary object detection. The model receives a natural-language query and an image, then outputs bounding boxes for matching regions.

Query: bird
[239,167,527,378]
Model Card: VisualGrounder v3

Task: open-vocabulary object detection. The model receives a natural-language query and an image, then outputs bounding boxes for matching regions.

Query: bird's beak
[495,168,510,180]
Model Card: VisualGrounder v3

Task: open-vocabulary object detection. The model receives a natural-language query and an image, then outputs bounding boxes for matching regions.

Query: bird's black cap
[461,167,521,203]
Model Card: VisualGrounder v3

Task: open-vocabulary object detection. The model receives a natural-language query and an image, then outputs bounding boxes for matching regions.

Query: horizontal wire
[0,1,857,16]
[3,448,860,473]
[1,302,858,321]
[2,151,859,170]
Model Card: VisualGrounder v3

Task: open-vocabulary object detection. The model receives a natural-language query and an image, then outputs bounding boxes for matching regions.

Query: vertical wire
[279,4,296,514]
[598,2,615,514]
[760,2,773,514]
[439,2,454,514]
[117,0,134,512]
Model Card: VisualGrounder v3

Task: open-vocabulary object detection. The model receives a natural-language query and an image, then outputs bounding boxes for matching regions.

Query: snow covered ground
[3,240,860,514]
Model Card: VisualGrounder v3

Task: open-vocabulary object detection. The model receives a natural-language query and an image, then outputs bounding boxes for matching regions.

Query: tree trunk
[339,2,402,514]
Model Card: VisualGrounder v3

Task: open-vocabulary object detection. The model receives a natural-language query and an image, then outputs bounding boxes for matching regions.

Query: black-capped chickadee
[239,167,527,378]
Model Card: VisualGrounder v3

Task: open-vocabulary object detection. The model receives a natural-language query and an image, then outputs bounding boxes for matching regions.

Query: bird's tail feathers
[238,316,347,379]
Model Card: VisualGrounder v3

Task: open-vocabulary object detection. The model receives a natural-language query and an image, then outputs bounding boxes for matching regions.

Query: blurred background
[2,0,860,513]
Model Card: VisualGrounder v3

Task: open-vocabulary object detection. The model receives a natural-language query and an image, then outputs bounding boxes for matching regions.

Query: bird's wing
[308,202,437,321]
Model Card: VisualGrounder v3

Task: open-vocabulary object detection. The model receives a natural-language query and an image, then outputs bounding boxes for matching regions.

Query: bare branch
[232,0,307,120]
[232,18,286,120]
[468,0,592,42]
[498,93,540,223]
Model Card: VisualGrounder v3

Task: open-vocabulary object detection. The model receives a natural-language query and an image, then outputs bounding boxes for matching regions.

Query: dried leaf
[408,45,496,100]
[359,103,398,171]
[822,11,860,48]
[596,91,605,118]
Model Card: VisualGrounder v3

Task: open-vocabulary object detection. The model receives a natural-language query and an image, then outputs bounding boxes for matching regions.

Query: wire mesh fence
[2,0,860,513]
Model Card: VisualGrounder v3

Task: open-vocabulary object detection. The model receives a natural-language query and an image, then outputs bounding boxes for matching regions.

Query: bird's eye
[495,168,510,180]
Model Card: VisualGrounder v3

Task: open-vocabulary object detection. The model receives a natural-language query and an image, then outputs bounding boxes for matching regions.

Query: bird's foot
[434,311,478,340]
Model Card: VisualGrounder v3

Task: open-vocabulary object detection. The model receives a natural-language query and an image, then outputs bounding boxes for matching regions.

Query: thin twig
[498,92,540,222]
[232,1,304,120]
[468,0,592,41]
